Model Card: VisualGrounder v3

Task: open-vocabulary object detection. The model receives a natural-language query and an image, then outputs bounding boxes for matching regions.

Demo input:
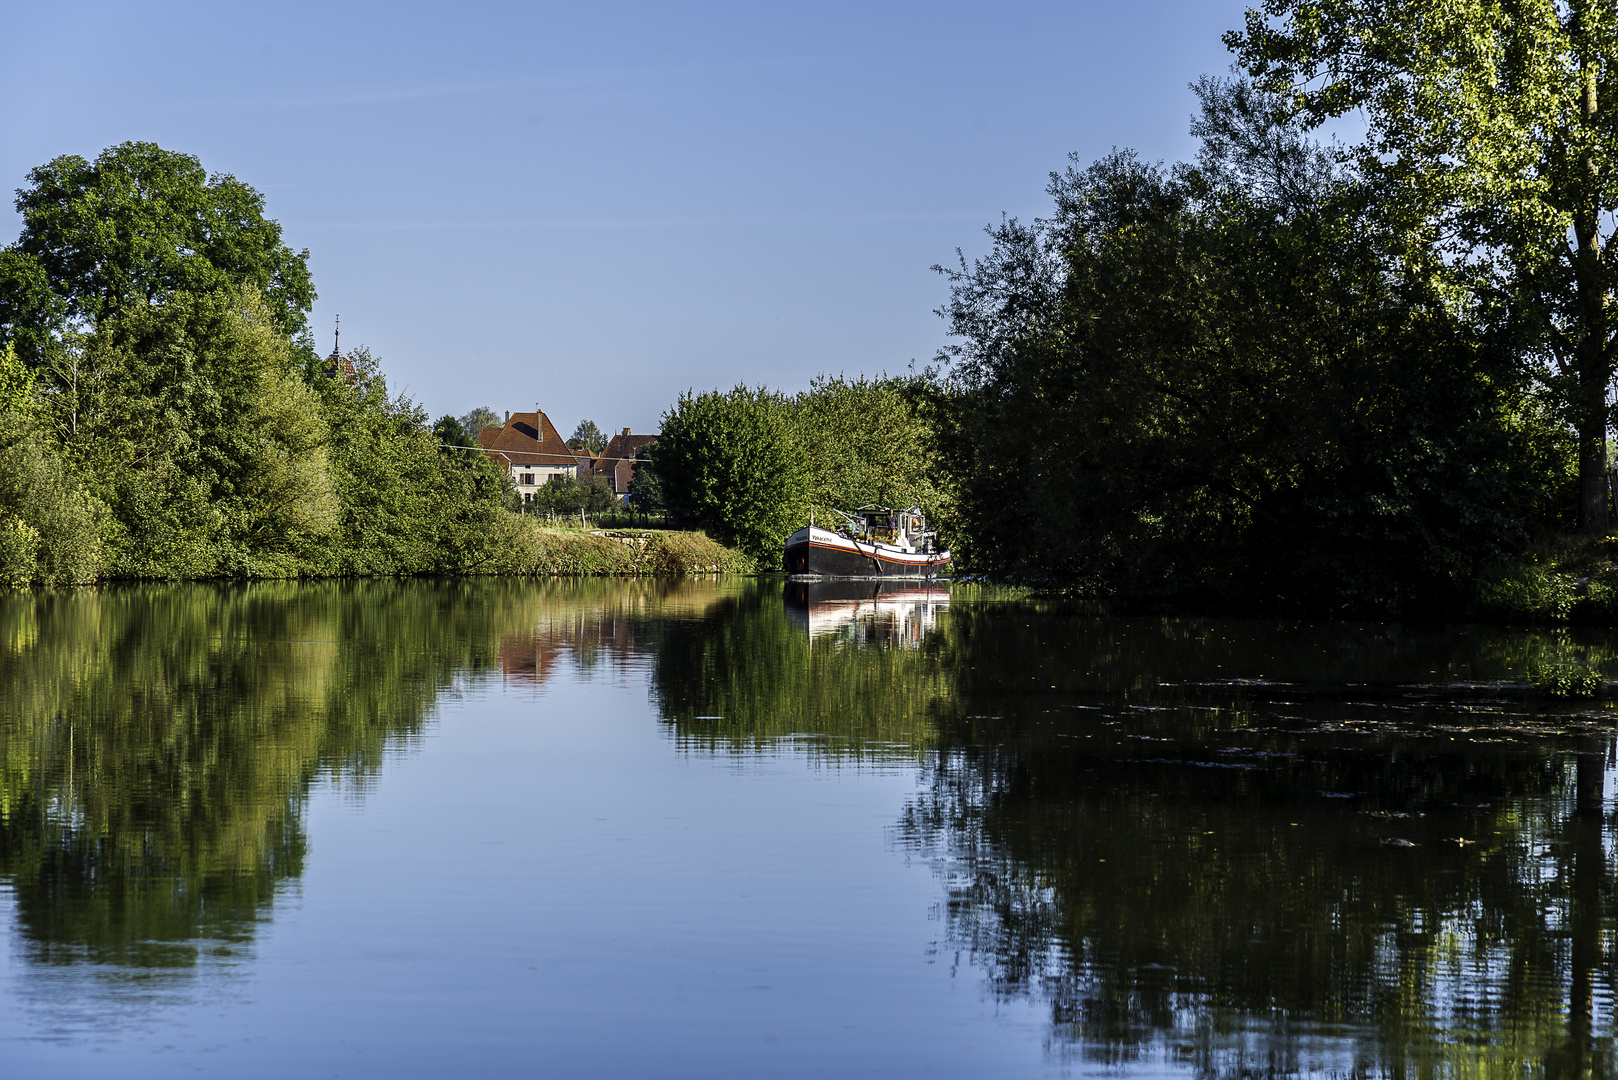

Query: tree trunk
[1576,348,1608,534]
[1575,39,1610,535]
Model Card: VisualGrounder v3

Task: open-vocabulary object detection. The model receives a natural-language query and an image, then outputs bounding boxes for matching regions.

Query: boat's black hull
[783,527,950,578]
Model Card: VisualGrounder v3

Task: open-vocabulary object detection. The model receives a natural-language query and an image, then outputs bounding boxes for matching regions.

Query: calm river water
[0,578,1613,1078]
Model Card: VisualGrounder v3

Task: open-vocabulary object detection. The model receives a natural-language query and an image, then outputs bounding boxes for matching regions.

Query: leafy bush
[0,413,101,585]
[0,518,39,587]
[1473,562,1580,623]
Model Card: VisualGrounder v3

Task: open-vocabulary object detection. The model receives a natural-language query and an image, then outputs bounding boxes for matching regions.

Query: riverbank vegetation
[930,72,1584,618]
[483,521,753,577]
[646,21,1618,620]
[644,375,944,564]
[12,0,1618,615]
[915,8,1618,619]
[0,143,745,583]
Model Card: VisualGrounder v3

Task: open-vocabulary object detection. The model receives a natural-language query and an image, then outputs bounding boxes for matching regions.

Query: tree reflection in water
[0,578,740,978]
[648,582,1618,1075]
[893,603,1618,1078]
[649,581,954,760]
[0,579,1614,1077]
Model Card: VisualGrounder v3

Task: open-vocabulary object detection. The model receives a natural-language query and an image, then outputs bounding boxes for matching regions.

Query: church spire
[324,314,354,381]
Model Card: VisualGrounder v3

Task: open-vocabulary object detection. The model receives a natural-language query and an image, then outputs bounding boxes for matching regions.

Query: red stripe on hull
[784,537,950,577]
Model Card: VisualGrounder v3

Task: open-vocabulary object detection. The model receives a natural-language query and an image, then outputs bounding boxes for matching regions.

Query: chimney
[622,427,630,436]
[504,410,510,424]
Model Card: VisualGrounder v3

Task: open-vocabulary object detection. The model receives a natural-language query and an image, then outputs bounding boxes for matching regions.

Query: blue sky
[3,0,1252,435]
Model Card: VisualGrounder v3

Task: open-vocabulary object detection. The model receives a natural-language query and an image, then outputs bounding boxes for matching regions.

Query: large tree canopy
[933,81,1569,613]
[1228,1,1618,531]
[0,142,314,361]
[655,386,807,563]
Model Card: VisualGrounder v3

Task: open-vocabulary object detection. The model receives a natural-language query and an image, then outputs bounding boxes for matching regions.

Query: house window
[521,473,535,485]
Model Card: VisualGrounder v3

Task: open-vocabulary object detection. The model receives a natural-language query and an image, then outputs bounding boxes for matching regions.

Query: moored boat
[783,506,950,577]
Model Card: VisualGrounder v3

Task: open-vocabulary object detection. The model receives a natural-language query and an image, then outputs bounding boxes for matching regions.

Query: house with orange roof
[476,408,590,504]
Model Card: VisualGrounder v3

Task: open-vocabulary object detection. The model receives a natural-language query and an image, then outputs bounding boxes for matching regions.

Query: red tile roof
[478,410,580,468]
[592,432,659,494]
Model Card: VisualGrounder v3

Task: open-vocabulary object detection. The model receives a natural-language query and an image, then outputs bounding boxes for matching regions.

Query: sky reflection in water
[0,578,1612,1078]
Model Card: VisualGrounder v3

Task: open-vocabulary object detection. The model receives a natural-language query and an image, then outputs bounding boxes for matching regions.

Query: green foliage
[459,405,500,436]
[0,285,514,582]
[933,86,1569,614]
[312,345,503,577]
[0,412,102,586]
[653,379,944,567]
[240,367,340,545]
[793,375,946,525]
[61,287,332,576]
[0,519,39,588]
[0,341,32,414]
[433,413,472,450]
[6,142,314,343]
[627,440,667,512]
[656,386,808,564]
[1475,562,1580,623]
[1227,3,1618,531]
[0,249,65,368]
[531,474,618,515]
[569,419,606,454]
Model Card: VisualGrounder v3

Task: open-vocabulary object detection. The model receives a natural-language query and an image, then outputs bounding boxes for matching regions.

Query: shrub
[1473,562,1578,622]
[0,518,40,587]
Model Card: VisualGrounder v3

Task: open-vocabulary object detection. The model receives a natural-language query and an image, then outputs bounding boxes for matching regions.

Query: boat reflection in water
[783,579,950,648]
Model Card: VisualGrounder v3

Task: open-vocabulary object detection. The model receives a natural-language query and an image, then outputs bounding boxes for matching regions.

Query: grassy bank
[479,518,755,577]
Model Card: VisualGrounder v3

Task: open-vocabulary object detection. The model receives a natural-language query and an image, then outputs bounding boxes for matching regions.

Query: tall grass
[481,516,754,576]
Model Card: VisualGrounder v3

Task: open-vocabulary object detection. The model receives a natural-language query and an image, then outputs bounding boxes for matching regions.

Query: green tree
[68,287,332,577]
[459,405,500,436]
[239,367,340,548]
[433,413,492,466]
[1228,2,1618,532]
[656,386,807,564]
[533,474,617,515]
[792,375,946,526]
[1,143,314,365]
[0,249,64,368]
[934,84,1566,612]
[627,441,666,513]
[312,345,502,575]
[569,419,606,454]
[0,341,31,414]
